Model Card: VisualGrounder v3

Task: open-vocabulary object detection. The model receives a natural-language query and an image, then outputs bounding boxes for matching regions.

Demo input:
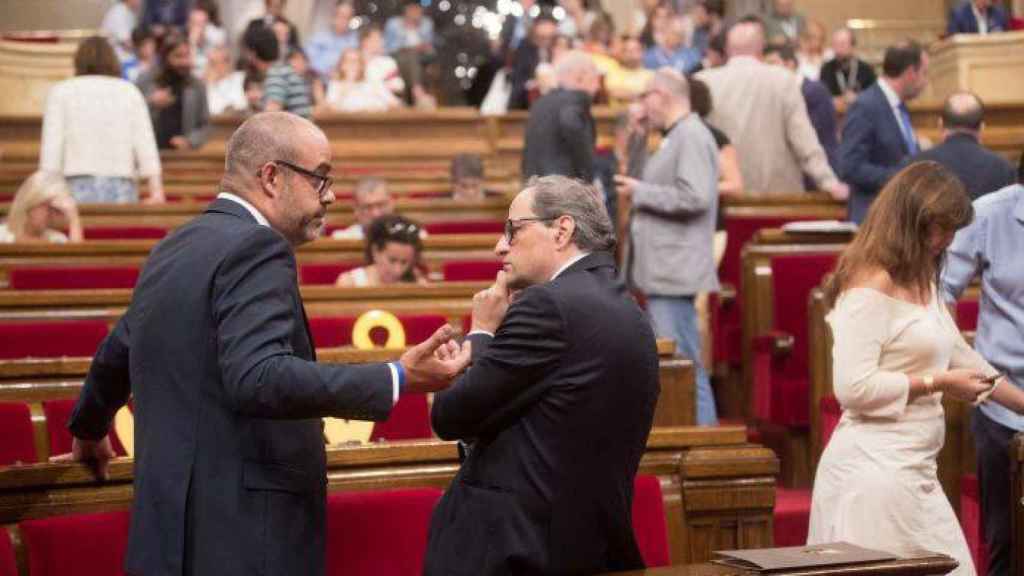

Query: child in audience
[287,48,325,110]
[0,172,83,244]
[336,215,426,287]
[122,26,157,83]
[325,48,400,113]
[360,25,405,101]
[243,72,265,114]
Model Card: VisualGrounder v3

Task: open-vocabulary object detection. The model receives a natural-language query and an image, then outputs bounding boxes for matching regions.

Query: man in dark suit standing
[839,40,929,223]
[819,27,876,114]
[947,0,1009,35]
[521,51,600,184]
[59,112,469,576]
[424,175,660,575]
[909,91,1015,200]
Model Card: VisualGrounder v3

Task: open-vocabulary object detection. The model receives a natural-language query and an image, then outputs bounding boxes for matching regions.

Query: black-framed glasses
[273,160,334,199]
[504,217,557,243]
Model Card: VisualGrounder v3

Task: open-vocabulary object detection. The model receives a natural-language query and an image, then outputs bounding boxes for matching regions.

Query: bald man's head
[942,91,984,133]
[727,22,765,59]
[224,112,325,180]
[555,50,599,96]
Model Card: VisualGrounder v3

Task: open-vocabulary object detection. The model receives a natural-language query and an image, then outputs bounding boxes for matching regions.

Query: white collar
[217,192,270,227]
[877,78,903,110]
[727,55,761,67]
[550,252,590,281]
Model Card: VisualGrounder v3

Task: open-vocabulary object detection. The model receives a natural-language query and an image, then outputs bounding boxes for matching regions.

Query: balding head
[224,112,325,183]
[727,22,765,59]
[942,91,985,133]
[642,68,691,129]
[555,51,599,96]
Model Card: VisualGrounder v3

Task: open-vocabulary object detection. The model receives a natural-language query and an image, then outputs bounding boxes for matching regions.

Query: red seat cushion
[83,226,167,240]
[9,266,140,290]
[42,399,127,458]
[308,315,447,348]
[0,402,37,465]
[370,393,432,441]
[820,395,841,449]
[442,260,502,282]
[632,475,670,568]
[298,262,361,285]
[956,299,979,331]
[20,510,131,576]
[423,219,504,236]
[773,487,811,547]
[0,320,109,359]
[0,526,16,576]
[326,488,443,576]
[961,474,988,576]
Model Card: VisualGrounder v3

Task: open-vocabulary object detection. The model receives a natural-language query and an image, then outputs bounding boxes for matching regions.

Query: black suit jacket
[947,1,1009,35]
[909,133,1016,200]
[838,83,912,223]
[69,198,394,576]
[521,89,596,183]
[424,252,660,576]
[819,57,876,98]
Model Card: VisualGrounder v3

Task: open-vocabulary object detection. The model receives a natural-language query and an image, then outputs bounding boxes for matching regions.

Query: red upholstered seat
[20,510,131,576]
[370,393,432,441]
[423,219,504,235]
[42,399,127,458]
[0,525,16,576]
[773,487,811,547]
[961,474,989,576]
[407,190,449,199]
[0,402,37,466]
[0,320,109,359]
[956,299,980,331]
[442,260,503,282]
[308,314,448,348]
[83,226,167,240]
[9,266,140,290]
[632,475,670,568]
[325,488,443,576]
[819,395,841,449]
[751,253,838,427]
[298,262,361,285]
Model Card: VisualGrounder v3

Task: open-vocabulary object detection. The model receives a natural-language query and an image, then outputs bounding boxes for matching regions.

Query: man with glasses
[425,175,659,575]
[60,111,469,576]
[331,177,395,240]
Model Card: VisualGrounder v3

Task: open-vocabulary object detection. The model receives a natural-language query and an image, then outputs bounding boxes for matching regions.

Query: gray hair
[527,175,615,253]
[555,50,596,88]
[651,67,689,100]
[354,177,388,201]
[224,111,320,176]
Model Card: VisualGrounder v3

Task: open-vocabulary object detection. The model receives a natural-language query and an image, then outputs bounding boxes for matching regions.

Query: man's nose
[494,236,509,256]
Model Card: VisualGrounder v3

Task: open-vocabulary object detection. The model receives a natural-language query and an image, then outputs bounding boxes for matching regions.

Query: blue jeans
[646,296,718,426]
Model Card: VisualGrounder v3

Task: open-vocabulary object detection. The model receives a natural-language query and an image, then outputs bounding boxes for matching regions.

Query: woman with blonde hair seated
[336,215,426,287]
[807,162,1024,573]
[0,171,83,243]
[324,48,401,113]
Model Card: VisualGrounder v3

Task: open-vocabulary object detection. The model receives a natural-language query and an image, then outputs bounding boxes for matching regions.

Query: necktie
[897,103,918,155]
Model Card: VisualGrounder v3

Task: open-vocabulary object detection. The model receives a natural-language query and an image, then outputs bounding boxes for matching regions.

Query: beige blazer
[696,56,839,194]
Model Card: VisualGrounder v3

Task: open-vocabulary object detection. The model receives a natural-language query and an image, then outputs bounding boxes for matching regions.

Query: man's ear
[555,215,576,250]
[258,163,282,199]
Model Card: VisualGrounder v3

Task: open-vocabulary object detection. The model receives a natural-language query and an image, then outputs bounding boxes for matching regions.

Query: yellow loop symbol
[351,310,406,350]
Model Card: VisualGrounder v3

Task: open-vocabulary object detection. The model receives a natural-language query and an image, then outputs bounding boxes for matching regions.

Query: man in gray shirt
[615,68,720,425]
[941,159,1024,576]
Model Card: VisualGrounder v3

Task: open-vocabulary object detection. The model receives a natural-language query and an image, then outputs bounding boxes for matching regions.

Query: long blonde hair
[825,161,973,307]
[5,171,72,238]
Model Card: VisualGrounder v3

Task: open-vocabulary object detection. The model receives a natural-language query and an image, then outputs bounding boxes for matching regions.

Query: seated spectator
[306,0,358,80]
[796,20,831,81]
[243,72,265,114]
[361,25,405,100]
[508,13,559,110]
[690,30,726,74]
[336,215,426,287]
[288,48,325,109]
[948,0,1009,35]
[690,0,725,58]
[579,14,618,76]
[765,43,838,175]
[324,48,400,113]
[122,26,157,83]
[205,46,247,115]
[137,33,210,150]
[450,154,501,202]
[643,16,700,75]
[262,31,314,118]
[332,178,395,240]
[0,172,82,244]
[140,0,190,33]
[819,27,876,113]
[637,0,674,49]
[605,35,654,106]
[763,0,806,45]
[384,0,436,108]
[688,78,744,197]
[41,36,164,204]
[187,1,226,78]
[101,0,140,63]
[243,0,300,59]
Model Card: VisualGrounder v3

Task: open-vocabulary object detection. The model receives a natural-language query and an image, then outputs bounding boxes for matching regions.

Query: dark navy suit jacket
[909,132,1016,200]
[70,198,394,576]
[838,83,912,223]
[947,1,1009,35]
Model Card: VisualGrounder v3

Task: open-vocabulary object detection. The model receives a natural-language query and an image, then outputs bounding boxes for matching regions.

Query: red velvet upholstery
[423,219,504,235]
[0,402,37,465]
[83,226,167,240]
[325,488,443,576]
[961,473,988,576]
[773,487,811,546]
[0,526,16,576]
[632,475,670,568]
[956,299,980,331]
[407,190,449,199]
[442,260,503,281]
[370,393,432,441]
[20,510,131,576]
[0,320,109,359]
[308,315,448,348]
[298,262,361,285]
[751,253,837,427]
[9,266,140,290]
[42,399,127,458]
[820,395,842,450]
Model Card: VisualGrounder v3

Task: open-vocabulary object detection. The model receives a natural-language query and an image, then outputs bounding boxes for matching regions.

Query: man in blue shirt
[305,0,358,80]
[941,158,1024,576]
[643,16,701,75]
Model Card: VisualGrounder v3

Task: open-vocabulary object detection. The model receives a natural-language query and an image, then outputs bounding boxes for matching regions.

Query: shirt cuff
[387,362,404,405]
[466,330,495,338]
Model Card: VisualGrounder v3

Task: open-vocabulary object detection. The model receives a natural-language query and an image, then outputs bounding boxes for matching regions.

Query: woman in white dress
[808,162,1024,572]
[324,48,400,113]
[336,214,426,287]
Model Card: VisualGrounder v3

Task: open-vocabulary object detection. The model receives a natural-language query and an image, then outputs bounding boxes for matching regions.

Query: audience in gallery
[763,0,806,46]
[508,13,560,110]
[819,27,877,114]
[287,48,326,110]
[359,25,406,101]
[690,0,726,59]
[557,0,604,40]
[140,0,191,31]
[122,26,158,83]
[305,0,359,81]
[604,36,654,106]
[450,154,500,202]
[794,20,831,82]
[336,215,427,287]
[260,30,314,118]
[688,29,727,75]
[332,178,396,241]
[101,0,141,63]
[204,46,247,116]
[324,48,400,113]
[687,78,744,198]
[0,172,82,244]
[40,36,164,204]
[137,33,211,151]
[642,16,701,75]
[577,14,619,77]
[384,0,436,107]
[637,0,675,49]
[242,0,301,60]
[242,72,266,114]
[185,1,226,78]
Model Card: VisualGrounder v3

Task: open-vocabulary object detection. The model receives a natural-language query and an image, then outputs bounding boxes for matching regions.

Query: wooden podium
[927,31,1024,103]
[0,31,90,117]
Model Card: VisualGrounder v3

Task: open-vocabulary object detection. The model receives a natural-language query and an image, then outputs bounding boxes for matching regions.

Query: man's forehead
[509,189,536,217]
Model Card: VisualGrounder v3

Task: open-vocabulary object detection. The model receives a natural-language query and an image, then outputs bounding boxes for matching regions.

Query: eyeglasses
[273,160,334,199]
[504,217,557,243]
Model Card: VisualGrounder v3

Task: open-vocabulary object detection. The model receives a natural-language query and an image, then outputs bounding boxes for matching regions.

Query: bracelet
[923,375,935,395]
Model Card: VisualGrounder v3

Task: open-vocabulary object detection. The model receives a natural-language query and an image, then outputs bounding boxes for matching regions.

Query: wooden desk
[605,555,958,575]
